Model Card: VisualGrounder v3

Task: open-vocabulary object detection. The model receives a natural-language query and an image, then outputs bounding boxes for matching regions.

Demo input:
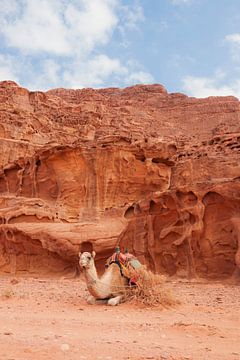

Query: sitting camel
[79,251,129,306]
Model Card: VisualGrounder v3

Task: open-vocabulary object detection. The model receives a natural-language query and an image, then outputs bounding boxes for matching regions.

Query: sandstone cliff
[0,80,239,278]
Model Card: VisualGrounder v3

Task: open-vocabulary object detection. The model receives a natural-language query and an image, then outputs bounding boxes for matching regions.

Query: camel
[79,251,129,306]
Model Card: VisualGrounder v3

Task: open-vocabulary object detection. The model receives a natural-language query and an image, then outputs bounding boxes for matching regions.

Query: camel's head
[79,251,96,270]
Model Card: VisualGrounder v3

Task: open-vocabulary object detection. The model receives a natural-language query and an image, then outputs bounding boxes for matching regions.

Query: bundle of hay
[123,266,177,308]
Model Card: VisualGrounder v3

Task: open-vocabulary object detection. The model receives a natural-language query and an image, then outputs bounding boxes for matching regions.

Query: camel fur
[79,251,128,306]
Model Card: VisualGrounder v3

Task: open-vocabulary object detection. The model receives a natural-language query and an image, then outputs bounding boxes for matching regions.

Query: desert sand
[0,275,239,360]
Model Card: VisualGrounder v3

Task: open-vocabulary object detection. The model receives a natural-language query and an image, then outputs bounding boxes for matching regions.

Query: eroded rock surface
[0,80,239,278]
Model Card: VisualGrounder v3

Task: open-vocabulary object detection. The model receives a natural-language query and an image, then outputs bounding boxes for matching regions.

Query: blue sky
[1,0,240,97]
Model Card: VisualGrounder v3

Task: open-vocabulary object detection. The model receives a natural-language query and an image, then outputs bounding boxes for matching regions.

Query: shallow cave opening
[152,157,162,163]
[168,144,177,154]
[202,191,224,206]
[124,206,135,219]
[152,157,174,166]
[80,241,93,253]
[0,229,75,276]
[189,213,196,224]
[134,153,146,162]
[149,200,162,214]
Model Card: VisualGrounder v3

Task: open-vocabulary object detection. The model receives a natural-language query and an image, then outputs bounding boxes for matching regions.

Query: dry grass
[123,266,178,308]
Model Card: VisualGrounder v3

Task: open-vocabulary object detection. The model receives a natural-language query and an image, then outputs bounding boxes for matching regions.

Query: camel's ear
[92,251,96,258]
[78,252,81,258]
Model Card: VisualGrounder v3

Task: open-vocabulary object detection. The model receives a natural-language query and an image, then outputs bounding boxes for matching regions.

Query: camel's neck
[83,262,112,299]
[84,263,99,284]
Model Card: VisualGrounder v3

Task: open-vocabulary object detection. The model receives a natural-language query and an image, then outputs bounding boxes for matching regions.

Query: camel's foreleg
[107,295,122,306]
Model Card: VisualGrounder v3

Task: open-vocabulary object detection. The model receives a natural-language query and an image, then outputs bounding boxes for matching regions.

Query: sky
[1,0,240,98]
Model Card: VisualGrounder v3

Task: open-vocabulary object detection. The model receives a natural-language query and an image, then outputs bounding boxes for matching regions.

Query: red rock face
[0,80,240,278]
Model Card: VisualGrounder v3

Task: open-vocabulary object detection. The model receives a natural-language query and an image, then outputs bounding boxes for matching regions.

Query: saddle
[105,250,142,285]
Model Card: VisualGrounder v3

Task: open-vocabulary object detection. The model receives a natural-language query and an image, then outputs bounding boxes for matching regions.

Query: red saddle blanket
[105,251,142,284]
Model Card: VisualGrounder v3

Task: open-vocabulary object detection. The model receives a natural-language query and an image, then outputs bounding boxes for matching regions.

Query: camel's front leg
[87,295,108,305]
[107,295,122,306]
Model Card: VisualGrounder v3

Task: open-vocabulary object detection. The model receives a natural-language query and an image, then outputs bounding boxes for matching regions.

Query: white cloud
[1,1,69,55]
[127,71,154,84]
[1,0,118,56]
[62,55,153,89]
[26,59,61,91]
[0,0,154,90]
[182,33,240,99]
[0,55,19,82]
[120,1,145,29]
[182,74,240,98]
[63,54,128,88]
[225,33,240,62]
[170,0,192,4]
[225,33,240,45]
[117,1,145,49]
[0,0,19,17]
[64,0,118,54]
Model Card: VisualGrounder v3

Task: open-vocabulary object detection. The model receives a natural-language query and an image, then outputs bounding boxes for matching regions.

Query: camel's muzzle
[79,262,87,269]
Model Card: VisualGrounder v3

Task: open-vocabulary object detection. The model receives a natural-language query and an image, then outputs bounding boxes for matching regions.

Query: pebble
[161,353,169,360]
[60,343,70,351]
[10,279,19,285]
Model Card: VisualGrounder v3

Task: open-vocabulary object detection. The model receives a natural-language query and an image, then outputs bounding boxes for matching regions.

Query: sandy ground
[0,275,239,360]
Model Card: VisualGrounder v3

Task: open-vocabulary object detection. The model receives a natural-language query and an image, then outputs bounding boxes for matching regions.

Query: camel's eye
[87,256,91,260]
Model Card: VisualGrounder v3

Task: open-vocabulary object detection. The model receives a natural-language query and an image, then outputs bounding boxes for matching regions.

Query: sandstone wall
[0,80,239,278]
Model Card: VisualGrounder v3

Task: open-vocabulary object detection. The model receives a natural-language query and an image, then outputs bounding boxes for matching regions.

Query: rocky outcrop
[0,80,239,278]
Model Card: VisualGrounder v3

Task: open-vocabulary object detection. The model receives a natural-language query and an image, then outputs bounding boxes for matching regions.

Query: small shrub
[123,266,178,308]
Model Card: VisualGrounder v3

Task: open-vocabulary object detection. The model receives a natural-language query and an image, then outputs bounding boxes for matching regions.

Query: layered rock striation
[0,80,240,278]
